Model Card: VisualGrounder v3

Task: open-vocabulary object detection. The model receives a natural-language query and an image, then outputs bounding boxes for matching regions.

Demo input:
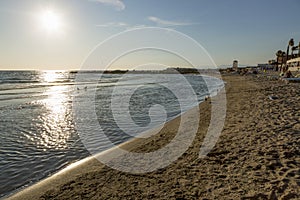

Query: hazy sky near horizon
[0,0,300,70]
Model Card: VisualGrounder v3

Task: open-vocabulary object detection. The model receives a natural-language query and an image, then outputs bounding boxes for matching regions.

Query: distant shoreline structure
[0,68,226,74]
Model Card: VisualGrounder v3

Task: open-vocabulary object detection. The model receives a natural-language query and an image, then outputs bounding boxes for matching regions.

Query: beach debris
[268,95,279,100]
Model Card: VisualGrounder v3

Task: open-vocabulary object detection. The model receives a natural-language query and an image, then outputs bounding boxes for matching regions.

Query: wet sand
[7,73,300,199]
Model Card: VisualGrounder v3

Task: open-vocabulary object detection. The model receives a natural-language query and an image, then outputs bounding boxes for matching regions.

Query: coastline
[6,91,207,200]
[6,73,300,199]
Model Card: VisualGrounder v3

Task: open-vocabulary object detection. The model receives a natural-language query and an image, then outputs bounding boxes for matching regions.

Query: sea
[0,70,224,198]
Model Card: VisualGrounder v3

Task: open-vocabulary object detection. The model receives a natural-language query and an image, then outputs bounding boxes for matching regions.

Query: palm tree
[276,50,283,71]
[286,38,294,62]
[280,51,286,72]
[276,50,282,60]
[298,42,300,57]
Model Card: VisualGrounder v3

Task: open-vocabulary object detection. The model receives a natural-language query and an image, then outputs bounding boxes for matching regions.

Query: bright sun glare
[39,10,62,33]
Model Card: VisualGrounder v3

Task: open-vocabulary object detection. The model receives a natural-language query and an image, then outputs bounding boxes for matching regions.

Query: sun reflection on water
[33,71,74,150]
[42,70,66,83]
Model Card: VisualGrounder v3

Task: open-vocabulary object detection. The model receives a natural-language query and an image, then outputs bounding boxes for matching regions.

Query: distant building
[233,60,238,70]
[287,57,300,71]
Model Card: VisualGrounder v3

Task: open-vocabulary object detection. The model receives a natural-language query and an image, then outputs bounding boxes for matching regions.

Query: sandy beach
[7,73,300,200]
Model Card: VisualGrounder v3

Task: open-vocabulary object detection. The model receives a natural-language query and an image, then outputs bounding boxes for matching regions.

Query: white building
[287,57,300,71]
[233,60,238,70]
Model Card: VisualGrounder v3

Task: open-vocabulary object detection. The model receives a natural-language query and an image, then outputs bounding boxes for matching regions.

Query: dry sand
[7,73,300,199]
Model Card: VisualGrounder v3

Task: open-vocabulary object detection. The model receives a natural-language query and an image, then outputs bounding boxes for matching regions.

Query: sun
[38,9,62,33]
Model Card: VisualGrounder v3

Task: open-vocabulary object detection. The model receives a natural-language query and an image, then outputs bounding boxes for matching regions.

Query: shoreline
[6,73,300,199]
[5,85,211,200]
[3,73,220,199]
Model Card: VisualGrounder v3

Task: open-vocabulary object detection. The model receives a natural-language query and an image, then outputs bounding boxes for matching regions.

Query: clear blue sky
[0,0,299,70]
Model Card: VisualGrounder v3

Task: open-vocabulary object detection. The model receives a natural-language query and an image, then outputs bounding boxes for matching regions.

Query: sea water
[0,70,223,197]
